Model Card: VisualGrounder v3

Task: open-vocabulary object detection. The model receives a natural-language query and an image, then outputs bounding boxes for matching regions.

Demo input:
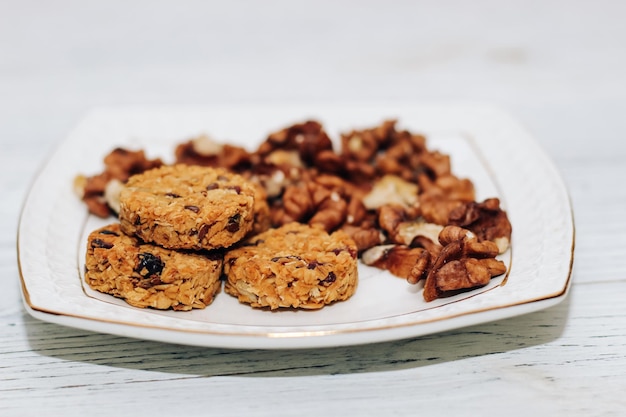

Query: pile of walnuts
[77,119,512,302]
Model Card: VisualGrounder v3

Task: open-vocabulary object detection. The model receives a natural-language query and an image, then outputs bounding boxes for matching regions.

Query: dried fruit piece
[362,175,419,210]
[135,252,165,278]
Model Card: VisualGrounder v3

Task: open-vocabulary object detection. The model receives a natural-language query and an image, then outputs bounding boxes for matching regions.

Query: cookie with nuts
[84,223,223,310]
[119,164,256,250]
[223,222,359,310]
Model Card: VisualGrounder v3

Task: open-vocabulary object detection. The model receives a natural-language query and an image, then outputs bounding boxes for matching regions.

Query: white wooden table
[2,1,625,415]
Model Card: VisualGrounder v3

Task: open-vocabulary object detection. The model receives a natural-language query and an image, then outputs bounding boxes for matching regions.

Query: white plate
[17,104,574,349]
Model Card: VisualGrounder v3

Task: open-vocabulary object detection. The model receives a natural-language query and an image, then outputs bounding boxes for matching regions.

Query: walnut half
[76,147,163,218]
[448,198,512,253]
[421,226,507,301]
[361,244,431,284]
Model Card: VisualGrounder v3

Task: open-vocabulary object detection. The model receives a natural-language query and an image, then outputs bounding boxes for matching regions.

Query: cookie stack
[84,164,358,311]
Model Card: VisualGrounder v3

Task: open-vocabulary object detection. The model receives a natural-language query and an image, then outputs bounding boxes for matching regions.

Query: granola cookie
[119,164,256,250]
[223,222,358,310]
[85,223,222,310]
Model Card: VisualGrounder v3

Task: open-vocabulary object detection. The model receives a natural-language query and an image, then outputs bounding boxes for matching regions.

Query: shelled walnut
[74,148,163,217]
[256,120,334,167]
[448,198,512,253]
[421,226,507,301]
[175,134,253,172]
[362,244,432,284]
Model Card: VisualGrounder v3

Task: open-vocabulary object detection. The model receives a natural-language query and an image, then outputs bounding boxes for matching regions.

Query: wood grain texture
[2,0,626,416]
[2,282,625,416]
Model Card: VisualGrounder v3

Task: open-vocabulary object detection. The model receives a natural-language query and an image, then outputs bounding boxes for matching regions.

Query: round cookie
[223,222,358,310]
[85,223,222,310]
[119,164,256,250]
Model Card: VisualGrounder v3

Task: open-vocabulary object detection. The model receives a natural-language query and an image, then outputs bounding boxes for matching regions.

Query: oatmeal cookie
[223,222,358,309]
[84,223,222,310]
[119,164,256,250]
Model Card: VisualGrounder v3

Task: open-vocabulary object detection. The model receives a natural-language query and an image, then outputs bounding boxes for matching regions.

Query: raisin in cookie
[224,222,358,310]
[119,164,256,250]
[85,223,222,310]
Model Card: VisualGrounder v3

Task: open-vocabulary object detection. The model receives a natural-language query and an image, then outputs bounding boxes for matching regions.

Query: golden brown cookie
[119,164,256,250]
[85,223,222,310]
[223,222,358,310]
